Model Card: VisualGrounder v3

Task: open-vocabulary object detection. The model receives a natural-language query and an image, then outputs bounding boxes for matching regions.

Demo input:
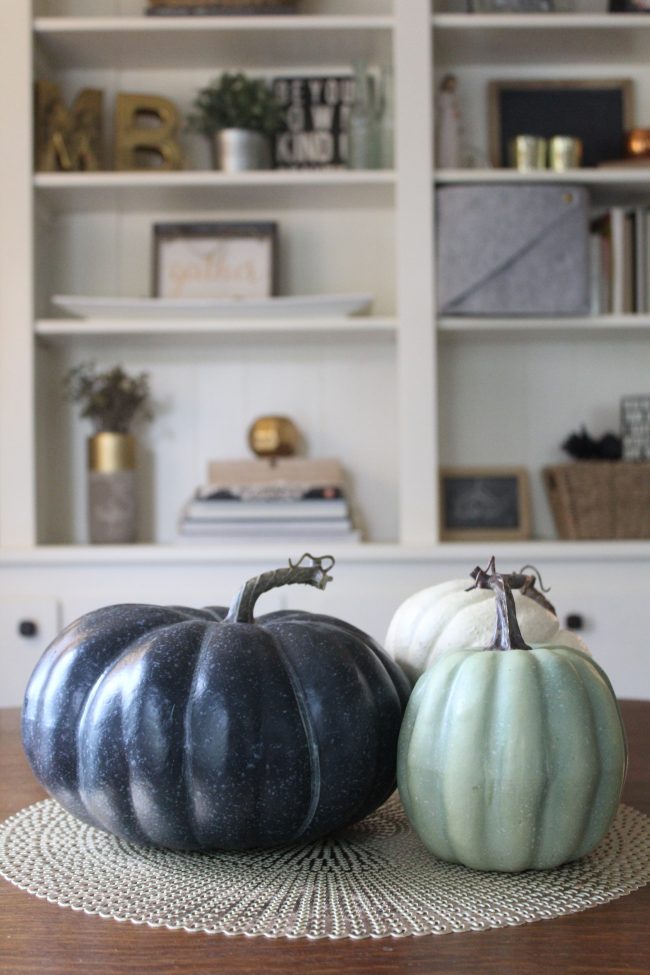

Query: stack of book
[178,457,361,543]
[146,1,298,15]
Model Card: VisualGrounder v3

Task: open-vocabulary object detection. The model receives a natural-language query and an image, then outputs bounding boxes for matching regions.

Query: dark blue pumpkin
[22,555,410,851]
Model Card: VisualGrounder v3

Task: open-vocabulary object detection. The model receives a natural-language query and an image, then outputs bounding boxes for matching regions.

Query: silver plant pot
[212,128,271,172]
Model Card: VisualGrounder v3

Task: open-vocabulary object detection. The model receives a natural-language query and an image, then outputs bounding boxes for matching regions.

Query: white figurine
[436,74,461,169]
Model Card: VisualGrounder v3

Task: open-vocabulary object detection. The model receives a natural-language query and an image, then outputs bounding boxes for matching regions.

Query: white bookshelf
[0,3,649,693]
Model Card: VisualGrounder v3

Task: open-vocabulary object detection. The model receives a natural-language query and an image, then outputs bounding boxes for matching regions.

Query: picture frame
[152,221,278,300]
[439,466,531,542]
[489,79,634,168]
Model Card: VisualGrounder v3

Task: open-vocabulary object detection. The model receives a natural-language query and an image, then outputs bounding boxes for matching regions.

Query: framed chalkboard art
[439,467,531,541]
[489,79,633,168]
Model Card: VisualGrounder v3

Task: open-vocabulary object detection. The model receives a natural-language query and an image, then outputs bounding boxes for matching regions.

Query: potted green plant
[187,72,283,172]
[63,363,153,545]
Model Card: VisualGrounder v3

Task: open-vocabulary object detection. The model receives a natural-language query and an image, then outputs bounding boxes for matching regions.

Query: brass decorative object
[34,81,103,172]
[508,135,547,171]
[88,432,136,473]
[114,93,183,171]
[548,136,583,171]
[248,416,300,459]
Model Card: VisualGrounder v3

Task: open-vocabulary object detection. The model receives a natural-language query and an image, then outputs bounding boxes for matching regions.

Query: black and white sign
[271,75,356,169]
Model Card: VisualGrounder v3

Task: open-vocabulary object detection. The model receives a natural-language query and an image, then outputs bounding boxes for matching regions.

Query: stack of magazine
[178,458,361,543]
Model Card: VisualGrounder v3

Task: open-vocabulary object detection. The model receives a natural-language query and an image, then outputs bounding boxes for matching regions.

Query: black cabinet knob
[565,613,584,631]
[18,620,38,638]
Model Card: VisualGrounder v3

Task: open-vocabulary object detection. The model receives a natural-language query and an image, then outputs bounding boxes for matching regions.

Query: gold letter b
[114,93,183,171]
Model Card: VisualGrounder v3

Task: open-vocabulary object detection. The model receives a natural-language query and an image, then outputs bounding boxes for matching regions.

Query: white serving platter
[51,293,373,320]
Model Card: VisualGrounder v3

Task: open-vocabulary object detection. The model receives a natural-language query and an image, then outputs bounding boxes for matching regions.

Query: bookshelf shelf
[438,315,650,337]
[34,15,394,70]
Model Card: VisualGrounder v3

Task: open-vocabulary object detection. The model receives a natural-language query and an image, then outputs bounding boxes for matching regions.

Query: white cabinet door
[548,573,650,701]
[0,596,61,708]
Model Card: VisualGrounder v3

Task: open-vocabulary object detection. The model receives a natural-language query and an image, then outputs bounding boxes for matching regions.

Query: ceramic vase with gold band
[87,432,137,544]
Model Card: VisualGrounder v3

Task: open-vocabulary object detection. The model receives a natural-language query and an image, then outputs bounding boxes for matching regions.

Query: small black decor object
[562,426,622,461]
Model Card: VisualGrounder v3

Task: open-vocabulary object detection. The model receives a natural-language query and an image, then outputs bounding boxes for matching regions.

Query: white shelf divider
[0,3,35,548]
[395,0,438,546]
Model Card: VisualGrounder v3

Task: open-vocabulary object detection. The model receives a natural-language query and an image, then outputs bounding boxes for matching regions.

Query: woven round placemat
[1,795,650,939]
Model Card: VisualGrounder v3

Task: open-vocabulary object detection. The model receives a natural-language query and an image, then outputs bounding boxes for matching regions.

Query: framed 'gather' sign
[152,221,278,300]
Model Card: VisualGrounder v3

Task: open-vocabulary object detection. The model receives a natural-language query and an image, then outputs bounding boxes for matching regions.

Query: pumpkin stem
[512,564,557,616]
[471,557,531,651]
[470,559,557,617]
[225,553,335,624]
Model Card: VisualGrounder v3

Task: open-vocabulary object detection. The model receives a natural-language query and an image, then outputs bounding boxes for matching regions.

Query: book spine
[635,206,648,314]
[610,206,625,315]
[197,486,344,502]
[183,502,349,521]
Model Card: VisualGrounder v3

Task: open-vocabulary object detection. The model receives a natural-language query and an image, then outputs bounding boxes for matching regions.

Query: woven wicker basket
[543,462,650,540]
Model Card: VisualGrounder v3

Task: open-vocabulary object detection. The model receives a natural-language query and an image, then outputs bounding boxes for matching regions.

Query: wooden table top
[1,701,649,975]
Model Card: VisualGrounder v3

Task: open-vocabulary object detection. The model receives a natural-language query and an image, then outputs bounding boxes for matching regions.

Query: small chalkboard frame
[439,467,531,542]
[489,79,633,169]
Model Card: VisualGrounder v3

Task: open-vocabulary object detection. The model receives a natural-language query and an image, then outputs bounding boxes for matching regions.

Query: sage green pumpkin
[397,567,627,873]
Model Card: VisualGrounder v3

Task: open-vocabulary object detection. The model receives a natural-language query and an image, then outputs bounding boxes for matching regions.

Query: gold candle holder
[508,135,547,172]
[548,136,583,171]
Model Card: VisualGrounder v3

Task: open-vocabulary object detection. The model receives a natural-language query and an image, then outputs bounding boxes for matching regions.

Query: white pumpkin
[385,576,589,684]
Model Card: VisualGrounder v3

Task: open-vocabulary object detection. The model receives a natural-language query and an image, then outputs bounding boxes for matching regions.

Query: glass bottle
[347,61,380,170]
[378,64,395,170]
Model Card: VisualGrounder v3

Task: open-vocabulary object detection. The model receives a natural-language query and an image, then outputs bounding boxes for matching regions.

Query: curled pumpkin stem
[288,552,335,589]
[226,554,335,624]
[470,557,557,617]
[513,563,556,616]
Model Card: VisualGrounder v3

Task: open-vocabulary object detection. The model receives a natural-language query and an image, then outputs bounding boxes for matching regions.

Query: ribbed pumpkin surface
[386,578,587,684]
[398,645,627,872]
[22,603,410,851]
